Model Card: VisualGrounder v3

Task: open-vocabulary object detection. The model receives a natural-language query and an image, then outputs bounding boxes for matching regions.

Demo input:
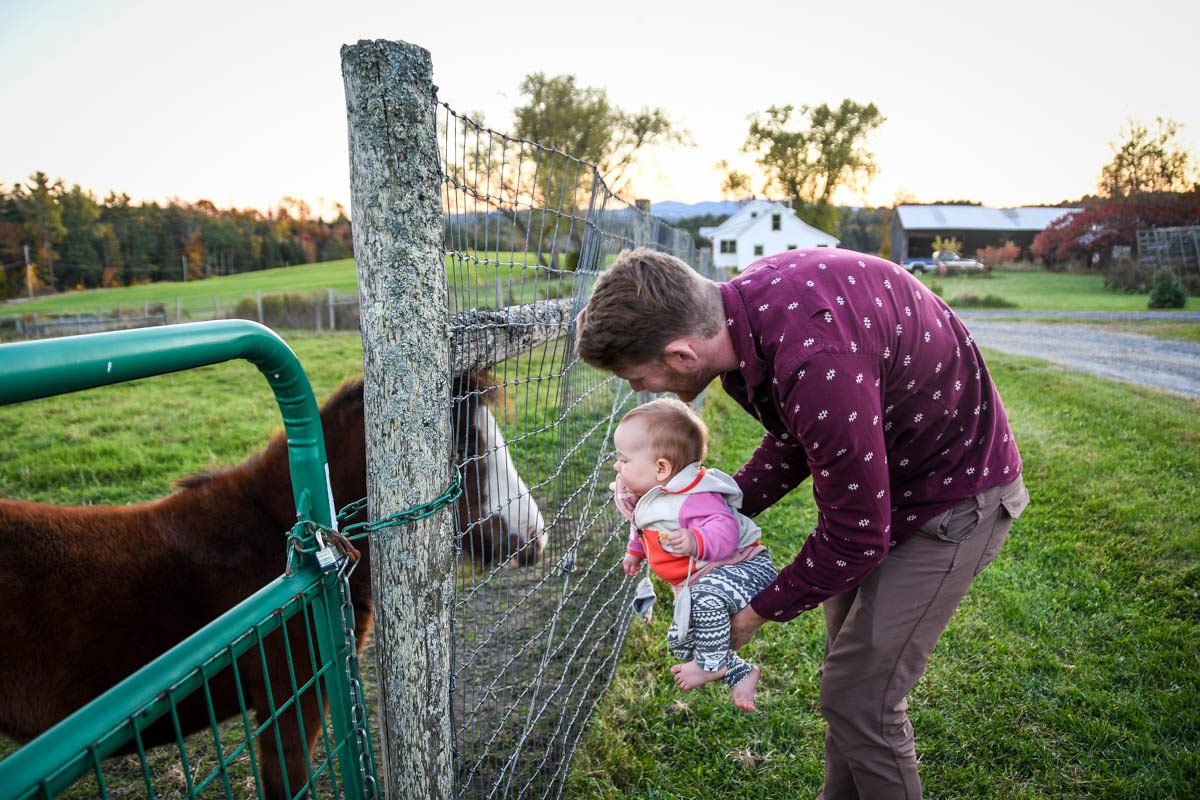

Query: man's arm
[748,351,893,623]
[733,433,811,518]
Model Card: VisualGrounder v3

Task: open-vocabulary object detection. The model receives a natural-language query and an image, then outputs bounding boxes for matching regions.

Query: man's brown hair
[575,248,722,371]
[619,397,708,475]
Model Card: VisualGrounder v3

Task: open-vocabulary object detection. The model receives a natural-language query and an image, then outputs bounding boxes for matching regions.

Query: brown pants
[817,475,1029,800]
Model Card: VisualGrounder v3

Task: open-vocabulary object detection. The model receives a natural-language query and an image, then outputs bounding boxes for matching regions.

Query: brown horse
[0,372,544,798]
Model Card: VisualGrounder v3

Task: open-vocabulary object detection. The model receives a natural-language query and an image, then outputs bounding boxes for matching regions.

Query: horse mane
[174,372,501,490]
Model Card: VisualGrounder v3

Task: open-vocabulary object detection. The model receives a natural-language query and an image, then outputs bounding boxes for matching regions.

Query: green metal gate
[0,320,376,799]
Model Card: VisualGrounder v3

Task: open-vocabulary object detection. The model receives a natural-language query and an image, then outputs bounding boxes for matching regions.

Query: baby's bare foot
[670,660,726,690]
[731,666,761,712]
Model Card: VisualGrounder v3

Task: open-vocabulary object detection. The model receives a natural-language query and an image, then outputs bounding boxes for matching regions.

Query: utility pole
[24,244,32,299]
[43,235,54,289]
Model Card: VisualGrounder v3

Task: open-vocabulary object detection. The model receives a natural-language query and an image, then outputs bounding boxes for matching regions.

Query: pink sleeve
[627,525,645,557]
[678,492,741,561]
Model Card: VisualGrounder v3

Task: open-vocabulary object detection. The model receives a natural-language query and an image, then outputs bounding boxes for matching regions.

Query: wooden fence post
[634,198,652,247]
[342,38,454,800]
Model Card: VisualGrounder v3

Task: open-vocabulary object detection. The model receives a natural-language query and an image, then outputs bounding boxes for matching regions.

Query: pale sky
[2,0,1198,218]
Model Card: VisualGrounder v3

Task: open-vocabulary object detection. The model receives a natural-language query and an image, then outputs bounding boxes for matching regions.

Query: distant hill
[651,200,743,221]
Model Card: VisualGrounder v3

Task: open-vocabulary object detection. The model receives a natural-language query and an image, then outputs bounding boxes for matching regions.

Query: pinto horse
[0,372,544,798]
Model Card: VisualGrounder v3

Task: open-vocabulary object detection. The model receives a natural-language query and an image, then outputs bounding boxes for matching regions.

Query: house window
[753,245,764,256]
[720,240,736,254]
[771,213,781,231]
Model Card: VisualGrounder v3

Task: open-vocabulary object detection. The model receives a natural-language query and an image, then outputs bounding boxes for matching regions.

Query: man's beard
[666,364,717,403]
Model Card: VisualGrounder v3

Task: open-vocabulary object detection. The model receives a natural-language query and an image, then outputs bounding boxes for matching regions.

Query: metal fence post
[342,38,454,800]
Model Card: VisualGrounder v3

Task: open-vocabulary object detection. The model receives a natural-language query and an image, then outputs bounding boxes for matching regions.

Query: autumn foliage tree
[1031,118,1200,286]
[1099,117,1198,198]
[1031,191,1200,269]
[0,176,354,300]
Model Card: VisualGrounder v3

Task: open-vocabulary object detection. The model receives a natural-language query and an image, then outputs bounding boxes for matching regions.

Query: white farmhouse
[699,200,839,271]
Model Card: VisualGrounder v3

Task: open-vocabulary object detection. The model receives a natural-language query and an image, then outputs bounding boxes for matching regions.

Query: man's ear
[663,339,699,370]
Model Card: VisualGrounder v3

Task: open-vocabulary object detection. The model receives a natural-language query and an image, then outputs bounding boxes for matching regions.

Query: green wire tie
[288,474,463,554]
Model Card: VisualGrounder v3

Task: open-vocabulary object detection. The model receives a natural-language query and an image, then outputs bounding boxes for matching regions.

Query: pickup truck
[901,250,985,275]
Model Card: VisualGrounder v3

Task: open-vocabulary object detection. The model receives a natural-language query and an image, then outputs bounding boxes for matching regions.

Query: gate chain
[337,554,378,799]
[281,472,462,797]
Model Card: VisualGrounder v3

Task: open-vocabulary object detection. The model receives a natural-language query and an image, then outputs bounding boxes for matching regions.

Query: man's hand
[730,604,768,650]
[661,529,697,556]
[622,553,643,577]
[610,476,638,523]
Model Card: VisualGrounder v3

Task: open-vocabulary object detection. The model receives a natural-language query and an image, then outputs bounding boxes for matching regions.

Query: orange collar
[661,465,706,495]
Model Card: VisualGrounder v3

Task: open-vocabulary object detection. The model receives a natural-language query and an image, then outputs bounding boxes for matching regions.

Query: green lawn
[1,333,1197,798]
[1,251,572,319]
[0,331,367,504]
[923,268,1200,311]
[568,354,1199,799]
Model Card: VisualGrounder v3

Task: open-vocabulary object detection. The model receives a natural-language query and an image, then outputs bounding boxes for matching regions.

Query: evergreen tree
[15,172,66,289]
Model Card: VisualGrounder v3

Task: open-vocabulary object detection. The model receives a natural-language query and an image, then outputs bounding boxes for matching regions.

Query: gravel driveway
[956,311,1200,399]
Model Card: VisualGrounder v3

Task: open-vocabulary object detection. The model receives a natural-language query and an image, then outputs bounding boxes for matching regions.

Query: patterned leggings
[666,552,778,687]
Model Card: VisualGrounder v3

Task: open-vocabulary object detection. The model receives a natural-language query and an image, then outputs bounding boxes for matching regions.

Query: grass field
[5,259,1197,323]
[1,329,1196,797]
[0,252,576,320]
[921,268,1200,312]
[568,358,1200,799]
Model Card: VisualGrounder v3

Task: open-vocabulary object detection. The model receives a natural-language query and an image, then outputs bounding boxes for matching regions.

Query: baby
[613,397,777,712]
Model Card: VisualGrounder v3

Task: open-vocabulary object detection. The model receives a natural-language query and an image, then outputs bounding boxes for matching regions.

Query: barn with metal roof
[891,205,1078,261]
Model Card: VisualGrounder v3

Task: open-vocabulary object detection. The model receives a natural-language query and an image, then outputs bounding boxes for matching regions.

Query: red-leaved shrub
[1031,191,1200,270]
[975,241,1021,269]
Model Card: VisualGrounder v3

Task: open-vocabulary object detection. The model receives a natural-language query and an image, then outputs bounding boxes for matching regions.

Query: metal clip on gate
[0,320,376,800]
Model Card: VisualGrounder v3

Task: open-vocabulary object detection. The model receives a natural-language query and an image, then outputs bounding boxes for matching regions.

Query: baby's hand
[610,476,638,523]
[661,529,697,556]
[622,553,643,577]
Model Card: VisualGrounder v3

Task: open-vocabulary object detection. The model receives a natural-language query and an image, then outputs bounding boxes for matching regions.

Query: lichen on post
[341,38,453,800]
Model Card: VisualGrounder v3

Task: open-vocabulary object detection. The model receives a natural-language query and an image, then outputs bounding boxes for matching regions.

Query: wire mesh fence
[435,102,697,799]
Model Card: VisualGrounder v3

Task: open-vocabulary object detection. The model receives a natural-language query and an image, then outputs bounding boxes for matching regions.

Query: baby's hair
[619,397,708,474]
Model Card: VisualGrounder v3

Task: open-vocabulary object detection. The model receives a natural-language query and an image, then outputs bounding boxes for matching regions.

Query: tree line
[0,174,353,300]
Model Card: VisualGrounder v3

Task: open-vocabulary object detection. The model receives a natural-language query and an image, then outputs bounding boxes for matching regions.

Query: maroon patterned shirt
[717,248,1022,621]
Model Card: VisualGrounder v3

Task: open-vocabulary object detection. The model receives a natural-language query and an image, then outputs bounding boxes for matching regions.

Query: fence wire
[436,102,696,799]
